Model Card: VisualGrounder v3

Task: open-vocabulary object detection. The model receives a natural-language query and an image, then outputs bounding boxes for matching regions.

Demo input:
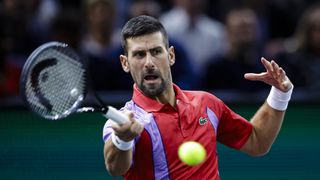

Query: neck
[154,83,176,108]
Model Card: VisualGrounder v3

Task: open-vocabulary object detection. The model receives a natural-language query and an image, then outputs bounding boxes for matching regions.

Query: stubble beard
[139,76,169,98]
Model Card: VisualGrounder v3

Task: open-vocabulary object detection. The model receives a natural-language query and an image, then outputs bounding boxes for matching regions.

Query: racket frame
[20,41,129,125]
[20,42,86,120]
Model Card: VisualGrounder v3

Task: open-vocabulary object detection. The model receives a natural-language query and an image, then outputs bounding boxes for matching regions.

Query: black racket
[20,41,128,124]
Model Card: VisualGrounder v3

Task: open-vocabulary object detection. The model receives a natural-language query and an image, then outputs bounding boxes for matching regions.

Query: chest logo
[199,117,208,125]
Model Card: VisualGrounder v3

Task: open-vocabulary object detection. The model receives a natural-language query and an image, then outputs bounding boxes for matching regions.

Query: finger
[123,110,134,120]
[271,61,278,72]
[112,120,132,134]
[278,68,286,81]
[244,72,268,81]
[127,112,135,123]
[261,57,273,73]
[131,121,144,135]
[278,68,293,91]
[112,122,122,132]
[132,116,144,129]
[270,61,281,81]
[271,61,281,76]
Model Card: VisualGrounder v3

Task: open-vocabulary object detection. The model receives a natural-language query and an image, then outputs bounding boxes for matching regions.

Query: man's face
[120,32,175,97]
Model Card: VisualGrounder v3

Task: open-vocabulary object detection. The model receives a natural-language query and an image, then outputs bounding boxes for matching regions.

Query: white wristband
[111,132,134,151]
[267,86,293,111]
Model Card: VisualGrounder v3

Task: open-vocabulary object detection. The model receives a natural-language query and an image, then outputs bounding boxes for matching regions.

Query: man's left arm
[240,57,293,156]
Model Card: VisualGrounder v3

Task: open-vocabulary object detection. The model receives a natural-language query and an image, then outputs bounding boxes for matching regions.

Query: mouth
[143,74,160,83]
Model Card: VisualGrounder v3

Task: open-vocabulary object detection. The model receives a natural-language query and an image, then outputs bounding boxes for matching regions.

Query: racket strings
[26,46,86,119]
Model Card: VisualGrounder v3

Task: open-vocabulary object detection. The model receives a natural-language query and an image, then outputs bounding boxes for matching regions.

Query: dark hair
[121,15,169,55]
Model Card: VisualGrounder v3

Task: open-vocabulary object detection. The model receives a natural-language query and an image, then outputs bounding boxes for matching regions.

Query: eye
[133,51,146,59]
[151,48,162,56]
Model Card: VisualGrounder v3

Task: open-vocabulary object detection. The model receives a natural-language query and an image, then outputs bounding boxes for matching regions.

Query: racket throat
[101,107,108,114]
[76,106,107,114]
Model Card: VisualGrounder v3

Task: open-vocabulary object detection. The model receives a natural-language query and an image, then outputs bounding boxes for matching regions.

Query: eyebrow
[131,46,163,54]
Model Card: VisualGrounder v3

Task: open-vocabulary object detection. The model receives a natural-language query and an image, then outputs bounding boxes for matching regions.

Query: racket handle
[104,106,129,125]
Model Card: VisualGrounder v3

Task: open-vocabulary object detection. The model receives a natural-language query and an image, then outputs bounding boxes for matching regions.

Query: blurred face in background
[308,9,320,53]
[129,0,161,18]
[175,0,206,16]
[226,9,258,48]
[86,0,115,34]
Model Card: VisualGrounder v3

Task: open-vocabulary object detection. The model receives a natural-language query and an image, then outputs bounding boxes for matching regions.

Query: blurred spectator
[208,0,306,40]
[114,0,131,28]
[49,8,82,50]
[0,25,20,98]
[263,0,307,57]
[206,0,266,21]
[28,0,60,43]
[81,0,132,91]
[266,0,306,40]
[0,0,55,98]
[128,0,162,18]
[1,0,59,53]
[0,59,21,98]
[202,7,268,91]
[160,0,227,79]
[276,4,320,91]
[126,0,196,89]
[0,59,7,97]
[0,0,38,55]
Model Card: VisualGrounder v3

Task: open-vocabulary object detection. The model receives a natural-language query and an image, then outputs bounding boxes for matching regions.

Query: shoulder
[183,90,223,104]
[181,90,227,120]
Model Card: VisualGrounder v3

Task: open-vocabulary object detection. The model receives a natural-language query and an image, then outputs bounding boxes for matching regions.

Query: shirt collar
[132,83,189,112]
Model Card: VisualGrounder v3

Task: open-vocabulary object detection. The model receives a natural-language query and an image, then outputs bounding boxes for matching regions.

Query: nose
[144,53,155,69]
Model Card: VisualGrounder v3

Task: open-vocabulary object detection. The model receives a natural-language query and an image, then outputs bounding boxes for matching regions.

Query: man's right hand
[111,111,144,142]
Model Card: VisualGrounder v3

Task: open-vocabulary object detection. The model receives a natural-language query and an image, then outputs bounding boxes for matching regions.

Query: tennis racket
[20,41,128,124]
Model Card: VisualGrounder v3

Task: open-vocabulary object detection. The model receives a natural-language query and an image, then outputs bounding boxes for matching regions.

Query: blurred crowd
[1,0,320,102]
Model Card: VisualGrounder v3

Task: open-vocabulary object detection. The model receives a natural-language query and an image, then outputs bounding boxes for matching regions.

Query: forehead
[126,32,166,52]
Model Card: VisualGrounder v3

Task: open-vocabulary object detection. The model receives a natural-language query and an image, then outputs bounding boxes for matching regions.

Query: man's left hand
[244,57,293,92]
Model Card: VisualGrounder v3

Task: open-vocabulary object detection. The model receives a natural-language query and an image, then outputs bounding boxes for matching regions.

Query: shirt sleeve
[102,100,147,143]
[102,102,132,143]
[216,102,253,150]
[102,120,116,143]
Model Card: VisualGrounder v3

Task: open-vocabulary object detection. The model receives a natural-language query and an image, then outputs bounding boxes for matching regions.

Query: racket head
[20,41,87,120]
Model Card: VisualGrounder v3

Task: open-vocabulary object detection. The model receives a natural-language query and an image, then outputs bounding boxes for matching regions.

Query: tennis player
[102,15,293,179]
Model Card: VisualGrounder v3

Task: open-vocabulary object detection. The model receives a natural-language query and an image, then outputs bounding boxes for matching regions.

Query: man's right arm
[104,138,133,176]
[103,112,144,177]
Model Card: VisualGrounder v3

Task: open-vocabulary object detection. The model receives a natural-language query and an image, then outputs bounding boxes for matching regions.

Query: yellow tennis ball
[178,141,206,166]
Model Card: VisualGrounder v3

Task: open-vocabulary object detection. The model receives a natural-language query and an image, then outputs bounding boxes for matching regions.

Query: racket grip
[104,106,129,125]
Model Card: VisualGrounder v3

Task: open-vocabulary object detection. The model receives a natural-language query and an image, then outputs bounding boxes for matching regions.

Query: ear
[168,46,175,66]
[120,55,130,73]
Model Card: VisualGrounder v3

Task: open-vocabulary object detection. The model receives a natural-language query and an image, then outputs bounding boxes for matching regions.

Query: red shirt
[103,84,253,179]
